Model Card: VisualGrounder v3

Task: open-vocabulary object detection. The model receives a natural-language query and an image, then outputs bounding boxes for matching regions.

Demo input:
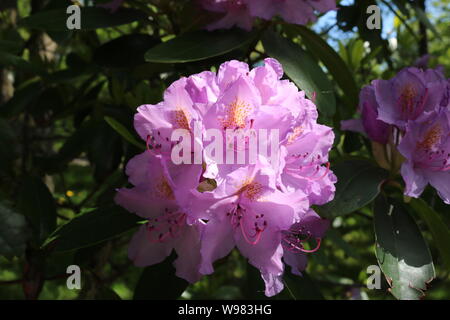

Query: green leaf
[94,34,159,68]
[88,122,123,182]
[391,0,410,18]
[262,30,336,117]
[46,120,100,173]
[317,159,388,218]
[0,203,28,259]
[144,29,257,63]
[279,272,325,300]
[18,177,57,245]
[104,116,145,150]
[42,205,143,253]
[19,7,146,31]
[0,81,43,118]
[374,195,435,300]
[0,119,17,175]
[289,25,358,113]
[133,256,188,300]
[410,198,450,271]
[0,51,43,74]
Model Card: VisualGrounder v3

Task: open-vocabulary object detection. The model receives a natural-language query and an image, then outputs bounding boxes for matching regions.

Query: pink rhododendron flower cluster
[115,58,336,296]
[98,0,125,12]
[199,0,337,31]
[342,66,450,204]
[98,0,337,30]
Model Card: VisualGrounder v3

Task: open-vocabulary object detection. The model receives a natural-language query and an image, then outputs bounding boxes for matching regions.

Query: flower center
[154,177,175,200]
[173,107,191,131]
[417,124,442,150]
[415,124,450,172]
[287,126,304,145]
[399,85,417,114]
[237,179,263,201]
[226,205,267,245]
[220,99,252,130]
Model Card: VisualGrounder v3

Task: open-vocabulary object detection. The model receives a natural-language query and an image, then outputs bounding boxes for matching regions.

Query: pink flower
[341,85,391,144]
[189,159,310,296]
[200,0,254,31]
[247,0,336,25]
[98,0,125,13]
[199,0,337,30]
[115,151,204,283]
[373,67,447,130]
[282,209,329,276]
[279,123,337,206]
[398,108,450,204]
[116,58,336,296]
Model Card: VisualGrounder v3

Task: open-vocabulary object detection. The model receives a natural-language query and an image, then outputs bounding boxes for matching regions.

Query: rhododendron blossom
[372,67,447,130]
[341,85,390,145]
[398,109,450,204]
[342,66,450,204]
[115,58,336,296]
[200,0,337,30]
[98,0,125,12]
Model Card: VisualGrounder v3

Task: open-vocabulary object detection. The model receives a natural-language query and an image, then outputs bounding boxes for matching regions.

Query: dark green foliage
[0,0,448,301]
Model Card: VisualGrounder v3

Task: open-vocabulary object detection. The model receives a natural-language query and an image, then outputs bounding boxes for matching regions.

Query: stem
[417,0,428,56]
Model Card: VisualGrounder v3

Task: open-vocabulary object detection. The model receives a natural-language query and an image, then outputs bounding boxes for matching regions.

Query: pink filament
[287,162,331,181]
[283,236,322,253]
[240,222,264,245]
[145,212,185,243]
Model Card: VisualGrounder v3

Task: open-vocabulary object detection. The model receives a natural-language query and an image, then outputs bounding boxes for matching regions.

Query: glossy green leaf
[279,272,325,300]
[133,256,188,300]
[19,7,146,31]
[317,159,388,218]
[410,198,450,271]
[53,120,100,169]
[18,177,57,244]
[94,34,159,68]
[0,203,28,259]
[289,25,358,112]
[0,51,43,74]
[87,122,123,182]
[262,30,336,117]
[104,116,145,150]
[0,81,43,118]
[374,195,435,300]
[43,205,143,253]
[145,29,257,63]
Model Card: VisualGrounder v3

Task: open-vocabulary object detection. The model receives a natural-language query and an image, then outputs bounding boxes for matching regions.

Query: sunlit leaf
[374,195,435,300]
[317,159,388,218]
[410,198,450,271]
[145,29,257,63]
[43,205,143,252]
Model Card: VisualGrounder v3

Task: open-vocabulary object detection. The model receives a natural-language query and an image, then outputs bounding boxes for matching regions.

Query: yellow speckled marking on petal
[220,99,252,129]
[287,126,304,145]
[237,178,263,201]
[173,107,191,131]
[399,85,417,114]
[417,124,442,150]
[155,177,175,200]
